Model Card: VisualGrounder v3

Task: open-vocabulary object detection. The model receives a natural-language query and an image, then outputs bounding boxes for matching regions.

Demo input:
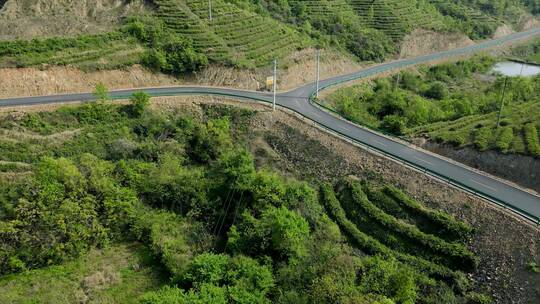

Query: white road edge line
[414,156,433,165]
[373,140,387,147]
[470,179,498,192]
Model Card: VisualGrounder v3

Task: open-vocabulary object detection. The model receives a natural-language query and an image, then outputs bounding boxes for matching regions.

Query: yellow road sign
[266,76,274,86]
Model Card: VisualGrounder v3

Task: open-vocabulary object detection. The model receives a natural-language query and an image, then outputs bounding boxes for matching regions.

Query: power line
[496,76,509,129]
[208,0,212,21]
[316,49,320,98]
[273,59,277,111]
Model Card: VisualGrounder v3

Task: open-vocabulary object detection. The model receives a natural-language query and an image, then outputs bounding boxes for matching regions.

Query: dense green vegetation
[0,0,537,71]
[0,92,487,303]
[511,37,540,63]
[0,32,143,70]
[0,17,209,75]
[0,243,165,303]
[326,54,540,157]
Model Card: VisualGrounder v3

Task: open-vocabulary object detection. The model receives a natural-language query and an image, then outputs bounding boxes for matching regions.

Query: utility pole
[316,48,320,98]
[496,76,509,128]
[208,0,212,21]
[273,59,277,111]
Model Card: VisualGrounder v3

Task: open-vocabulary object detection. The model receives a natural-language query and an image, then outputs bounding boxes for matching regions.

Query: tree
[94,82,110,102]
[227,206,310,261]
[423,81,449,100]
[143,49,168,72]
[381,115,407,135]
[190,118,234,164]
[129,91,151,117]
[179,253,274,303]
[359,256,418,304]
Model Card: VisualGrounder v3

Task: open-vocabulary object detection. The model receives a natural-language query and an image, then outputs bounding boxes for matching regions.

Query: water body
[492,61,540,77]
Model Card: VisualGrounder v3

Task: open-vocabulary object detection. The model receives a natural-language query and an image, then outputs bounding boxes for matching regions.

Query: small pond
[491,61,540,77]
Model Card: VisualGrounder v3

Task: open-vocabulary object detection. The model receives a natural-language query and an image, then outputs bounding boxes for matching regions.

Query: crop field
[154,0,307,67]
[0,32,144,70]
[321,177,475,289]
[347,0,446,41]
[408,101,540,157]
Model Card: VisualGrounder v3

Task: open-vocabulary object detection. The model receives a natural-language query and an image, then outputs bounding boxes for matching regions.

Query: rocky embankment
[421,141,540,194]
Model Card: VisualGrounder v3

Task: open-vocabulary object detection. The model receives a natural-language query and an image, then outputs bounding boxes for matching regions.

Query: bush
[381,115,407,135]
[340,179,477,271]
[423,81,449,100]
[129,92,151,117]
[181,253,275,303]
[161,36,208,75]
[227,206,310,261]
[94,82,110,101]
[319,183,461,285]
[473,127,492,151]
[359,256,418,304]
[524,123,540,157]
[142,49,168,72]
[124,17,208,75]
[495,126,513,153]
[346,28,395,62]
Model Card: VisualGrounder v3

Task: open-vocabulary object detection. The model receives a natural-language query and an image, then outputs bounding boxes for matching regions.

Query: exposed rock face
[399,29,474,58]
[421,141,540,194]
[518,14,540,31]
[0,0,148,40]
[493,24,514,39]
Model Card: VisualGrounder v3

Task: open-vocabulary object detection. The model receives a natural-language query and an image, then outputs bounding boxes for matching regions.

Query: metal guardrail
[44,27,540,226]
[166,87,540,225]
[301,34,540,226]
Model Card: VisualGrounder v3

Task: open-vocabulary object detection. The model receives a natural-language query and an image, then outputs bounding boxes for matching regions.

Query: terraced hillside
[408,100,540,157]
[0,32,144,70]
[291,0,355,18]
[154,0,308,67]
[321,178,475,291]
[347,0,446,41]
[429,0,508,38]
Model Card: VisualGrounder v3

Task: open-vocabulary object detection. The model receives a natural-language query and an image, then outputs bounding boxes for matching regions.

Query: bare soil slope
[0,0,148,40]
[0,48,361,97]
[399,29,474,58]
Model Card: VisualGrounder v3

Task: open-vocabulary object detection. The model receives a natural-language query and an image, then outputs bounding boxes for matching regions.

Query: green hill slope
[154,0,308,67]
[0,0,538,72]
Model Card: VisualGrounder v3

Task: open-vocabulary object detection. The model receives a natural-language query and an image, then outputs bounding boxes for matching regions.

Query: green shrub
[383,186,473,241]
[129,92,151,117]
[495,126,514,153]
[423,81,449,100]
[473,127,492,151]
[524,123,540,157]
[340,179,477,271]
[381,115,407,135]
[319,183,461,285]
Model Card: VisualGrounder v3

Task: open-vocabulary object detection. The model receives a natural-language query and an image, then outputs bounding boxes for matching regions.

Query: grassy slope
[0,0,536,71]
[407,101,540,156]
[326,46,540,158]
[154,0,308,67]
[0,243,165,304]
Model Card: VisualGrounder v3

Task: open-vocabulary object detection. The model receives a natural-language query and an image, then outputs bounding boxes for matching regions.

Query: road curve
[1,27,540,223]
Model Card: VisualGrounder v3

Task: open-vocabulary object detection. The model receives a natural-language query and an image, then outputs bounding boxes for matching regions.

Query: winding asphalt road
[2,27,540,223]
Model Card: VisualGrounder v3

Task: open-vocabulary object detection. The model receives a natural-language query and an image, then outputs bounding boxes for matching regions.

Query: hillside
[0,0,149,40]
[0,0,538,71]
[0,96,538,303]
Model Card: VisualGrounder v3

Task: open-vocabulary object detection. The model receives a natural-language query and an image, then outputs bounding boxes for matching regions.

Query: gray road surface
[2,27,540,223]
